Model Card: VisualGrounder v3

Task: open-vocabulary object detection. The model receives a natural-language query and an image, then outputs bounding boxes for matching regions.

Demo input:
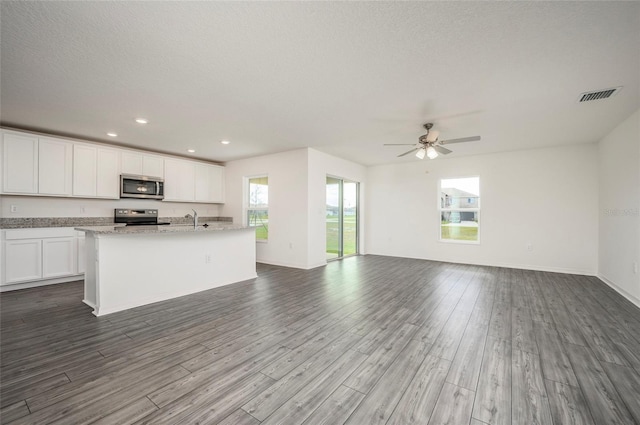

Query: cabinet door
[96,148,120,198]
[121,152,143,175]
[73,145,97,197]
[77,237,86,274]
[38,137,73,196]
[2,132,38,194]
[209,165,225,203]
[164,159,194,201]
[42,237,76,278]
[143,156,164,179]
[4,239,42,284]
[194,164,211,202]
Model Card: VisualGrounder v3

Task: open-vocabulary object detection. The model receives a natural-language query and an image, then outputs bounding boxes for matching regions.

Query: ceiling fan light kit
[384,123,481,160]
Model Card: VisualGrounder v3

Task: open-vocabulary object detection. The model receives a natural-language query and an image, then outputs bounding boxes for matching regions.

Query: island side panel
[93,228,256,316]
[82,232,98,311]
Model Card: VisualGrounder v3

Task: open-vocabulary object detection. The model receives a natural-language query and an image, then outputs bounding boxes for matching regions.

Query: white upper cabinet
[195,163,225,203]
[164,158,195,201]
[209,164,225,203]
[121,151,164,178]
[73,144,120,198]
[1,129,223,203]
[38,137,73,196]
[73,144,98,197]
[143,155,164,179]
[121,152,143,175]
[96,148,120,198]
[166,160,224,203]
[194,163,210,202]
[3,132,73,196]
[2,132,39,194]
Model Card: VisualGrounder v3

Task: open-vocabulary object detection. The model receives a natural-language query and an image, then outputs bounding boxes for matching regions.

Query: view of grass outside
[248,176,268,241]
[326,214,357,255]
[248,210,268,240]
[440,224,478,241]
[326,178,358,258]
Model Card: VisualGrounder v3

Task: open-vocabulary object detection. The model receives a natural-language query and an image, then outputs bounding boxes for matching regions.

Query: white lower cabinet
[5,239,42,283]
[42,237,76,278]
[2,228,82,286]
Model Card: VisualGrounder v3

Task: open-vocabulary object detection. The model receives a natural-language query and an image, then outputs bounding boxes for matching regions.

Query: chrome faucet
[184,209,198,229]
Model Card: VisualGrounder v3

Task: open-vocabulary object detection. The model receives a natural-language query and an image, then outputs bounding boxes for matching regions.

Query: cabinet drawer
[4,227,77,240]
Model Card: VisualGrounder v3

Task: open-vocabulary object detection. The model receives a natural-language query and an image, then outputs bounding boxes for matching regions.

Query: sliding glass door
[326,176,358,260]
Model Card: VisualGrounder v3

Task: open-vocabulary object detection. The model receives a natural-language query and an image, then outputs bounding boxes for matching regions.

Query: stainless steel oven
[120,174,164,200]
[114,209,170,226]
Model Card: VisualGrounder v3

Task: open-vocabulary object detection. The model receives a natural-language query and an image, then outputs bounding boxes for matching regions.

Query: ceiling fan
[385,123,481,159]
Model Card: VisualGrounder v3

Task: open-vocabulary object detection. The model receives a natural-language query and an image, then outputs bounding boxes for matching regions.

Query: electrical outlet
[289,242,293,249]
[10,205,17,213]
[80,206,86,214]
[634,261,638,274]
[205,253,211,264]
[527,243,533,251]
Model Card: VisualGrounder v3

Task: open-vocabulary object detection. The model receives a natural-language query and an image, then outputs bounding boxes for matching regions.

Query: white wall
[221,149,310,268]
[366,144,599,275]
[0,195,220,219]
[598,109,640,306]
[307,149,367,268]
[221,148,366,270]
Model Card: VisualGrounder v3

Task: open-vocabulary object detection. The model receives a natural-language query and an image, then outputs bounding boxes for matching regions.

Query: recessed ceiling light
[187,149,195,153]
[221,140,231,145]
[135,118,148,124]
[107,132,118,137]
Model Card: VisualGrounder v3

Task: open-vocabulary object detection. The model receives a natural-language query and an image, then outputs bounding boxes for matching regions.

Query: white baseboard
[0,274,83,292]
[363,253,596,276]
[257,259,327,270]
[597,274,640,308]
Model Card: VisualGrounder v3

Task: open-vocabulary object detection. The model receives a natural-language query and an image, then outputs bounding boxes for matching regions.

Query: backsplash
[0,216,232,229]
[0,195,221,219]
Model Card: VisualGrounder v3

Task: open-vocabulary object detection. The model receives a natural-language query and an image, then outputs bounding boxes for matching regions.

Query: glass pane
[440,177,479,209]
[326,177,340,259]
[441,210,479,241]
[249,177,268,208]
[343,181,357,256]
[248,210,268,240]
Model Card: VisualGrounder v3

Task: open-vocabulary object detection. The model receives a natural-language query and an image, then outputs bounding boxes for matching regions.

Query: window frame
[245,175,269,243]
[438,176,481,245]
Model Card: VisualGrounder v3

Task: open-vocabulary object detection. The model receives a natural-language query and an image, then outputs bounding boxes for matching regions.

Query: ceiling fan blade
[397,148,419,157]
[440,136,481,145]
[433,145,452,155]
[384,143,415,146]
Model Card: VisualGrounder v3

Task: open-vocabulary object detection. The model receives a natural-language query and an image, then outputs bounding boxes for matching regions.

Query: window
[247,176,268,241]
[440,176,480,243]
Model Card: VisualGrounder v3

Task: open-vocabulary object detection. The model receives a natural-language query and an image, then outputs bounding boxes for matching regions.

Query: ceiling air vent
[578,87,622,103]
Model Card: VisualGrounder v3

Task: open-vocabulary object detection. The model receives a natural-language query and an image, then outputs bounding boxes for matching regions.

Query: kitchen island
[76,223,256,316]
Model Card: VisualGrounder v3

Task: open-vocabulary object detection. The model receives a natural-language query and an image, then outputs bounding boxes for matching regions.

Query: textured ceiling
[1,1,639,165]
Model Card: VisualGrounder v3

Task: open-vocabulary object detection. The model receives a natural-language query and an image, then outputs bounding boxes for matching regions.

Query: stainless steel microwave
[120,174,164,200]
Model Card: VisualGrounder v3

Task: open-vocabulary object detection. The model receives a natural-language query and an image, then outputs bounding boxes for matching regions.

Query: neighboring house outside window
[247,176,268,241]
[440,177,480,243]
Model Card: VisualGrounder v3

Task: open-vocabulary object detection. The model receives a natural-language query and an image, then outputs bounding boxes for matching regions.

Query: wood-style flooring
[1,255,640,424]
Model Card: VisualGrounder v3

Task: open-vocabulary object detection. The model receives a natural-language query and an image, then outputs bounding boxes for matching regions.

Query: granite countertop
[75,222,250,235]
[0,216,232,229]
